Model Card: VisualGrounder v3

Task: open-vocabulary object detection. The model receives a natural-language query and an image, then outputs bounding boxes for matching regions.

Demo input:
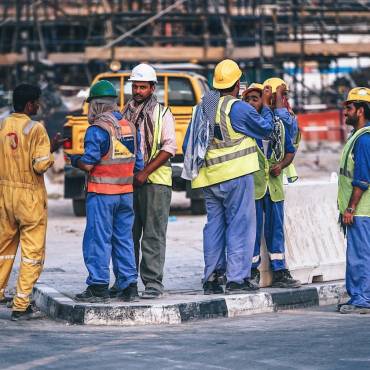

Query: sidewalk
[6,192,347,326]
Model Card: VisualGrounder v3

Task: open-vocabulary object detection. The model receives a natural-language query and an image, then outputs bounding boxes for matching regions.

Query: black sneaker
[11,306,45,321]
[203,281,224,295]
[225,281,256,294]
[271,269,301,288]
[249,268,260,290]
[109,282,120,298]
[75,285,109,303]
[117,283,140,302]
[141,287,162,299]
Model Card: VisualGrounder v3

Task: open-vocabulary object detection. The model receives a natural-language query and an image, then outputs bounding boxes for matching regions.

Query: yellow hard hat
[213,59,242,89]
[242,83,263,99]
[263,77,288,93]
[245,83,263,93]
[345,87,370,104]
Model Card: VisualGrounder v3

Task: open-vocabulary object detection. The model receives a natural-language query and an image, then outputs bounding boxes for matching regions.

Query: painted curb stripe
[33,283,347,326]
[270,288,319,309]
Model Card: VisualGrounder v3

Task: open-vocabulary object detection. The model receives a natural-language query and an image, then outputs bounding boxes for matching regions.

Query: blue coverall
[346,122,370,308]
[71,112,144,290]
[183,101,274,283]
[252,129,296,271]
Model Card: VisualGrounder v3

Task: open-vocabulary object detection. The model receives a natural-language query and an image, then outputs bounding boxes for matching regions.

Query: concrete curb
[33,282,347,326]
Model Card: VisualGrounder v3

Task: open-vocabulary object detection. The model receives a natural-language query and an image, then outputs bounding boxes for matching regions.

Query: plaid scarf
[122,94,157,163]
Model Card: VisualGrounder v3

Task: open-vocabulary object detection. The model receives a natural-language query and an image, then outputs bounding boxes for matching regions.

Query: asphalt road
[1,304,370,370]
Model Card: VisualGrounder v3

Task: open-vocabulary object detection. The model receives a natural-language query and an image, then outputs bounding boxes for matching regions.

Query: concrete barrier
[259,181,346,287]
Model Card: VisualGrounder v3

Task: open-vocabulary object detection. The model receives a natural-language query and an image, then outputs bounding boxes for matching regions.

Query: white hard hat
[128,63,157,83]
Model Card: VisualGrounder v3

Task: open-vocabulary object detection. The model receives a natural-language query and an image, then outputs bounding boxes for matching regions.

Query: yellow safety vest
[0,113,54,191]
[338,126,370,217]
[284,125,301,183]
[192,96,259,189]
[254,120,285,202]
[147,104,172,186]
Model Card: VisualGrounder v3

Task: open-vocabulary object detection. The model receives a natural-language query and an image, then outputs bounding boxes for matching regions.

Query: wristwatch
[346,207,355,214]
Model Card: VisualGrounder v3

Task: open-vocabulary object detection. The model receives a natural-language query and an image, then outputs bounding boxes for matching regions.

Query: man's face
[132,81,155,103]
[344,103,359,127]
[244,90,263,113]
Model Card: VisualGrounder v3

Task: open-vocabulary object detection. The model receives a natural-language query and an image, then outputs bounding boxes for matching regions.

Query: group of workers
[0,58,369,321]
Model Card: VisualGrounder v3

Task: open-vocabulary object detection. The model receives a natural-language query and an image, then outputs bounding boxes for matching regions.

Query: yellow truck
[63,70,209,216]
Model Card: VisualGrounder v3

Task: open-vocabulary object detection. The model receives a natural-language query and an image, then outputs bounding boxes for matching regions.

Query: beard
[345,115,358,127]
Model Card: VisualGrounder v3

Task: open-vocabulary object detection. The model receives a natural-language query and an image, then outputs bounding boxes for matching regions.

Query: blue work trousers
[83,192,137,289]
[252,194,286,271]
[203,175,256,284]
[346,216,370,308]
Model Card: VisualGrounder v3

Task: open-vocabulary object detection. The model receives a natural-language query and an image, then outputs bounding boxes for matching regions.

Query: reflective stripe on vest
[87,117,136,195]
[338,126,370,216]
[192,95,259,189]
[253,119,285,202]
[147,104,173,186]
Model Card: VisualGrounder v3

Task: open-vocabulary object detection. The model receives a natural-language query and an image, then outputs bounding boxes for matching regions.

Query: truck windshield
[168,77,196,106]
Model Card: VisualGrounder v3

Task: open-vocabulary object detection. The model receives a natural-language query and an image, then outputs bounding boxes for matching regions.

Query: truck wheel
[191,199,206,215]
[72,199,86,217]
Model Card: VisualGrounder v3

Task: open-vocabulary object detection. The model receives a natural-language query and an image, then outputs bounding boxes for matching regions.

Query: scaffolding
[0,0,369,108]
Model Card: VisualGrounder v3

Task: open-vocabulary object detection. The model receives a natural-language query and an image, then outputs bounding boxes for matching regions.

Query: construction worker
[263,77,300,183]
[0,84,63,321]
[337,87,370,314]
[243,83,301,289]
[182,59,274,295]
[121,64,177,299]
[70,80,143,303]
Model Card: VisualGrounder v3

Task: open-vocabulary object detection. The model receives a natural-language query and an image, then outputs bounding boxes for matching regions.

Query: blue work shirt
[74,111,144,172]
[274,108,298,140]
[352,122,370,191]
[182,100,274,154]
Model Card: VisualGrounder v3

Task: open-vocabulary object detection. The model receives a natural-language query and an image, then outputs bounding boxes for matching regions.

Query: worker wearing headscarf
[70,80,144,303]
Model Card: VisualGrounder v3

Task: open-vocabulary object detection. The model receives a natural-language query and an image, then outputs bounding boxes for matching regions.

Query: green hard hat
[87,80,117,102]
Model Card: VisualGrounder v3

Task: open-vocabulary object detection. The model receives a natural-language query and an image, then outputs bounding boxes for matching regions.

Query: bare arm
[270,152,295,177]
[342,187,365,226]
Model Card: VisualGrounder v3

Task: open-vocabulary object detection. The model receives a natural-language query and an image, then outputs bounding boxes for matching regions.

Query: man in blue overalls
[337,87,370,314]
[182,60,274,295]
[243,83,301,289]
[70,80,144,302]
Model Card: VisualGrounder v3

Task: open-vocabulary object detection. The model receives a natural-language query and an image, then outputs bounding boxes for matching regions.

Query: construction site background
[1,0,369,145]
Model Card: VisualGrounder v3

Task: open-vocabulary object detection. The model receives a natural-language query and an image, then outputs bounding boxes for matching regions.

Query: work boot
[75,285,109,303]
[109,282,120,298]
[340,304,370,315]
[117,283,140,302]
[0,295,13,305]
[141,287,162,299]
[203,280,224,295]
[271,269,301,288]
[11,306,45,321]
[249,268,261,290]
[225,280,257,295]
[215,271,226,286]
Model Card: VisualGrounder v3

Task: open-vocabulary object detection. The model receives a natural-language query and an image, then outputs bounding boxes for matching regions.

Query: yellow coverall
[0,113,54,311]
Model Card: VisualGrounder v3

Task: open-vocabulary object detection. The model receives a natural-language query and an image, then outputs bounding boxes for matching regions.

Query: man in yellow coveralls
[0,84,63,321]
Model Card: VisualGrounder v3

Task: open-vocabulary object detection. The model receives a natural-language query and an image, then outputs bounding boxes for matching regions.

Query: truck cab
[63,70,209,216]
